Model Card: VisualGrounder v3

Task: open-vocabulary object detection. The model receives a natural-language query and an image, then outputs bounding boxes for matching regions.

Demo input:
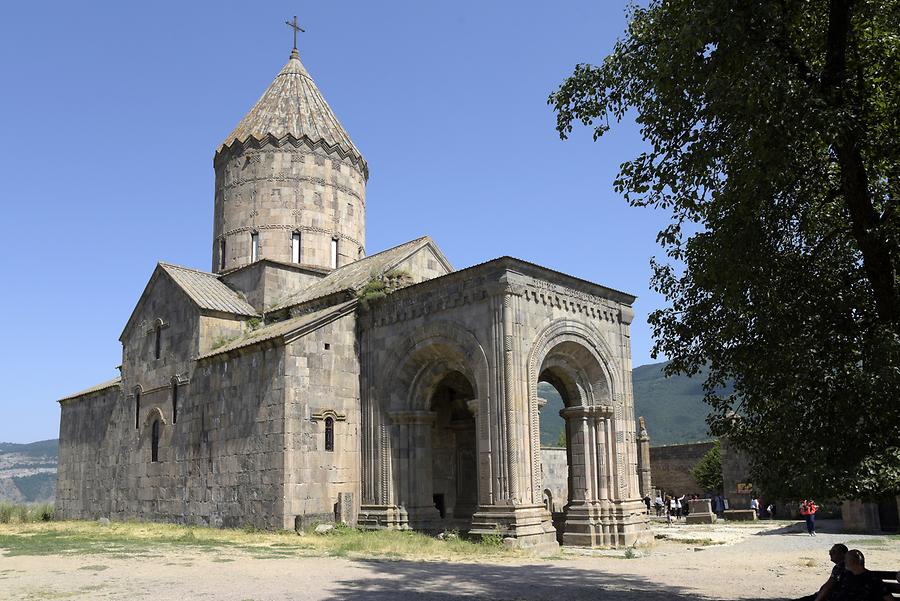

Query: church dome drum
[212,48,368,274]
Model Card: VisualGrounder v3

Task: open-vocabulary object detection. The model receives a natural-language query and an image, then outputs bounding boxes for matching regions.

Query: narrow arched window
[171,380,178,424]
[134,389,141,430]
[219,238,227,270]
[291,231,301,263]
[324,417,334,452]
[151,419,160,462]
[251,232,259,262]
[154,323,162,360]
[330,238,338,269]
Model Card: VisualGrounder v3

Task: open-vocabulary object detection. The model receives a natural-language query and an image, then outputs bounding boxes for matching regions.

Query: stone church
[56,43,650,549]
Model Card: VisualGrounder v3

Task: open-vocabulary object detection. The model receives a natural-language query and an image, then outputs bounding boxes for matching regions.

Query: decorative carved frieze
[521,280,623,324]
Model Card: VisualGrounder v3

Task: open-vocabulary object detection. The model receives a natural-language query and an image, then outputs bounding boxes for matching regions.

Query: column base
[469,503,559,554]
[357,504,444,532]
[357,504,409,530]
[561,499,651,548]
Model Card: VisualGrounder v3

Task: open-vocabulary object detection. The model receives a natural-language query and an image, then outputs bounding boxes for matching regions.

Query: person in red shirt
[800,499,819,536]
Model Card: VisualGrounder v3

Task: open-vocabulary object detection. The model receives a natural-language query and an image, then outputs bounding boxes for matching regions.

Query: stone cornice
[560,405,614,419]
[214,133,368,180]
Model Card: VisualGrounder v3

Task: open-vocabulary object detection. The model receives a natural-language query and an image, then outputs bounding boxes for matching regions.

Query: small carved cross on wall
[285,16,305,50]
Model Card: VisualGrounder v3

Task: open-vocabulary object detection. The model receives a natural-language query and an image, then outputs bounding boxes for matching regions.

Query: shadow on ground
[755,519,842,536]
[322,558,785,601]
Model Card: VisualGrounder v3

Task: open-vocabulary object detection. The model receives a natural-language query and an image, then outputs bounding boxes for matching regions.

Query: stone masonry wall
[283,312,361,529]
[222,261,325,313]
[56,386,124,519]
[540,447,567,513]
[649,441,715,496]
[120,273,202,400]
[213,144,366,273]
[57,345,288,529]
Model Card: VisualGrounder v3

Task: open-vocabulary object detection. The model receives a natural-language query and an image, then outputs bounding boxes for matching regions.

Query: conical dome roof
[218,49,365,168]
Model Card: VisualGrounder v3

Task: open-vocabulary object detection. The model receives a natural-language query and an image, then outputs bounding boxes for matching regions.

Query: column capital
[466,399,480,416]
[560,404,614,420]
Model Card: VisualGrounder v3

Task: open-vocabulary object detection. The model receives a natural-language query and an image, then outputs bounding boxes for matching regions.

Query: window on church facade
[324,417,334,452]
[219,239,226,270]
[330,238,338,269]
[134,390,141,430]
[151,419,160,462]
[291,232,301,263]
[251,232,259,262]
[172,380,178,424]
[154,323,161,360]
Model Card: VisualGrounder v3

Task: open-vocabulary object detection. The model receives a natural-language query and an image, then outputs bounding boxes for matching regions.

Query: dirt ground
[1,520,898,600]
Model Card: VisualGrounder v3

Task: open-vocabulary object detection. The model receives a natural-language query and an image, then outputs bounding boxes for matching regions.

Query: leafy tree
[550,0,900,499]
[556,429,567,447]
[691,440,723,493]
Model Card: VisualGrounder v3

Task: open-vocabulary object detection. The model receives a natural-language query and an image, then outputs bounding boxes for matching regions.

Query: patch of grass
[670,537,723,546]
[844,537,899,546]
[0,503,53,524]
[0,520,523,562]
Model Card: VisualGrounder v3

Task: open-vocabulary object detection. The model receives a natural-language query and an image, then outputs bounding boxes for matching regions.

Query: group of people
[795,544,894,601]
[644,493,703,524]
[750,495,778,519]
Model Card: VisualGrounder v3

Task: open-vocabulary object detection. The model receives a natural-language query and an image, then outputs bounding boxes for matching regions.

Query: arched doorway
[429,371,477,526]
[537,339,615,547]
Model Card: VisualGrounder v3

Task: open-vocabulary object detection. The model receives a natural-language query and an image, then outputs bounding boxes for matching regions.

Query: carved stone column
[558,404,613,547]
[637,416,652,498]
[388,410,440,530]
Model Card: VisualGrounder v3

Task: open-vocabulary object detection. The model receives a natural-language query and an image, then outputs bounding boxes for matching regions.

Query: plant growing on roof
[356,269,413,309]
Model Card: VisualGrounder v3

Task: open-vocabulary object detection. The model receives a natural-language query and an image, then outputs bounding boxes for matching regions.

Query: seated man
[834,549,892,601]
[794,544,847,601]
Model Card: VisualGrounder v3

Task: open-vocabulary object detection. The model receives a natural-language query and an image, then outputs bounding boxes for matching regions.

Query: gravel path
[1,520,897,600]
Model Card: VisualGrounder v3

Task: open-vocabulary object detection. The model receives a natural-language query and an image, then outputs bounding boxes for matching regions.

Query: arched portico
[371,322,490,532]
[529,320,644,547]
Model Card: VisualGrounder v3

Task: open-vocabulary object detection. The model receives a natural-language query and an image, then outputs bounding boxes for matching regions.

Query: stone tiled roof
[59,376,121,403]
[270,236,441,310]
[218,49,364,167]
[159,263,258,317]
[198,300,356,360]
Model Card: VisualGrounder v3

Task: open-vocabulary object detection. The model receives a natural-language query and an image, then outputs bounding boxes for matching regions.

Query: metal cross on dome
[285,16,305,50]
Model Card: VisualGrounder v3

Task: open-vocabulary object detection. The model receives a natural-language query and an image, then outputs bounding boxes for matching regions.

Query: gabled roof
[269,236,451,311]
[218,49,365,169]
[198,300,356,360]
[59,376,121,403]
[120,262,258,341]
[158,263,258,316]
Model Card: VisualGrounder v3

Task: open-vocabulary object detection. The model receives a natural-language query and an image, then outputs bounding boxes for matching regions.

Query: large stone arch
[526,318,633,547]
[379,320,490,414]
[375,321,490,530]
[526,319,621,406]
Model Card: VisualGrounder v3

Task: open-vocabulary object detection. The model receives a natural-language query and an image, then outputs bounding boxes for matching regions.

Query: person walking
[655,494,663,517]
[800,499,819,536]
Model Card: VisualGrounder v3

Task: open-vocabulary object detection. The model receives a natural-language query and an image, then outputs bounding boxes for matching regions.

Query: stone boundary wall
[649,441,715,496]
[540,447,567,513]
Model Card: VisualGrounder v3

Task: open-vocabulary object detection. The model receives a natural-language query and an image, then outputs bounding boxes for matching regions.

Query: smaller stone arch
[143,406,167,428]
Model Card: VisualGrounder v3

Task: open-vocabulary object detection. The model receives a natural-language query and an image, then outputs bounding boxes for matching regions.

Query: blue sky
[0,1,671,443]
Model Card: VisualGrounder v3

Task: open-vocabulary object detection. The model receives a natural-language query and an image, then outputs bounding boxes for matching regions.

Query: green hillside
[631,361,715,445]
[539,361,716,447]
